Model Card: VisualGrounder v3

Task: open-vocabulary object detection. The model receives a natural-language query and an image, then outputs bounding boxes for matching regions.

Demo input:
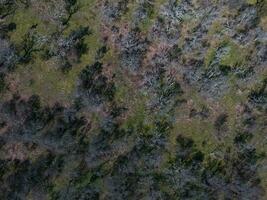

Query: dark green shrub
[79,62,116,103]
[214,113,228,130]
[0,73,6,93]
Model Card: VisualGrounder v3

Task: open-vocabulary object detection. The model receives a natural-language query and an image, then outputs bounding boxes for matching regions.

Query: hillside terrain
[0,0,267,199]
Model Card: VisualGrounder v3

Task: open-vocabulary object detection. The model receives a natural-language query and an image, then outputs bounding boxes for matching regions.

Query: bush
[0,73,6,93]
[62,0,79,25]
[95,46,108,60]
[79,62,116,103]
[19,25,40,63]
[214,113,228,130]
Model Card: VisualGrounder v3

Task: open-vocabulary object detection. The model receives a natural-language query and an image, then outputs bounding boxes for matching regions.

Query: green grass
[9,8,42,44]
[220,42,248,69]
[13,58,78,104]
[204,38,249,69]
[139,0,168,33]
[7,0,106,104]
[120,0,167,33]
[204,47,217,68]
[247,0,258,5]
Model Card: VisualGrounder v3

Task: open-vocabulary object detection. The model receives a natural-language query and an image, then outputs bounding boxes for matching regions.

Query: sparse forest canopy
[0,0,267,199]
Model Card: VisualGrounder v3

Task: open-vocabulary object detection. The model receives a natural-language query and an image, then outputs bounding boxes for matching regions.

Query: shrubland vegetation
[0,0,267,199]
